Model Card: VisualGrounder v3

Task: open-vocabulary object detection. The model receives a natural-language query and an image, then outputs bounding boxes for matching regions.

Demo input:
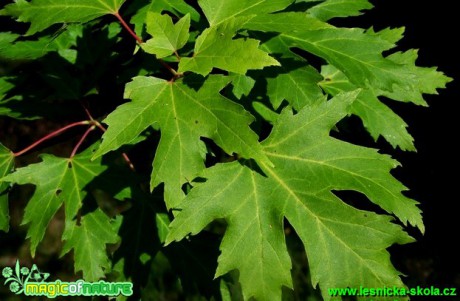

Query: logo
[2,260,133,298]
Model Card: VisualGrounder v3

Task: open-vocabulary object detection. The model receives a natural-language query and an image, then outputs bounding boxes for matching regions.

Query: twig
[159,60,178,76]
[70,125,96,158]
[114,12,143,44]
[80,101,95,121]
[13,121,90,157]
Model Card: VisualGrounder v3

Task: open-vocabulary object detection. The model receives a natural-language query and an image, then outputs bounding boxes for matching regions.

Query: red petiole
[13,121,90,157]
[70,125,96,158]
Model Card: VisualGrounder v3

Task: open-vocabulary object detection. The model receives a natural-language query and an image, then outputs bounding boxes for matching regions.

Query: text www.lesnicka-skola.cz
[328,286,457,298]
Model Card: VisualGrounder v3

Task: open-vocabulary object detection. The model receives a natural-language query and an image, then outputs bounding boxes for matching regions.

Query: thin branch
[80,101,95,121]
[93,120,107,133]
[122,153,136,172]
[174,50,181,61]
[13,121,90,157]
[114,12,143,44]
[160,60,178,76]
[70,125,96,158]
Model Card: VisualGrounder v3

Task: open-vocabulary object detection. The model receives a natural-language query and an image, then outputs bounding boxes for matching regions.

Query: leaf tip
[163,235,175,246]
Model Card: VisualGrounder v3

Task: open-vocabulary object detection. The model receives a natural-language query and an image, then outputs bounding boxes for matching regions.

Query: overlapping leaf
[1,144,106,254]
[231,74,256,98]
[0,33,18,58]
[0,77,15,100]
[199,0,293,26]
[0,0,126,35]
[320,65,415,150]
[167,92,421,300]
[303,0,373,21]
[0,144,14,232]
[0,1,451,299]
[244,29,326,111]
[0,33,59,60]
[380,50,452,105]
[129,0,199,36]
[268,61,324,110]
[320,50,451,150]
[0,25,82,61]
[179,16,279,76]
[256,46,325,110]
[244,12,447,97]
[94,75,269,208]
[61,209,120,281]
[143,13,190,58]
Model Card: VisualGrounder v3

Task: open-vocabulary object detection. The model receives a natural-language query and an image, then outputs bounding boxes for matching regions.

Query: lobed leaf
[167,92,421,300]
[1,144,107,255]
[143,12,190,58]
[320,57,451,150]
[245,12,443,97]
[179,16,280,76]
[0,1,452,299]
[94,75,270,208]
[61,209,120,281]
[0,0,126,35]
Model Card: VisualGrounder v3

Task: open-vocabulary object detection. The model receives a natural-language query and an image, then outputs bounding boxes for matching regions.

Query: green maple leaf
[94,75,270,208]
[320,65,415,151]
[1,144,107,255]
[179,16,279,76]
[143,12,190,58]
[61,209,120,281]
[0,144,14,232]
[244,12,436,94]
[379,50,452,105]
[304,0,373,21]
[166,92,422,300]
[320,49,451,151]
[199,0,293,26]
[0,0,126,35]
[0,25,82,61]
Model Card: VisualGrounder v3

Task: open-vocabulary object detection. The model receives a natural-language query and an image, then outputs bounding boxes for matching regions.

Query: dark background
[0,0,458,300]
[354,0,459,296]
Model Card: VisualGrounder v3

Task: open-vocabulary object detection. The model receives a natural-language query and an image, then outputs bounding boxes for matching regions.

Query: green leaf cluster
[0,0,451,300]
